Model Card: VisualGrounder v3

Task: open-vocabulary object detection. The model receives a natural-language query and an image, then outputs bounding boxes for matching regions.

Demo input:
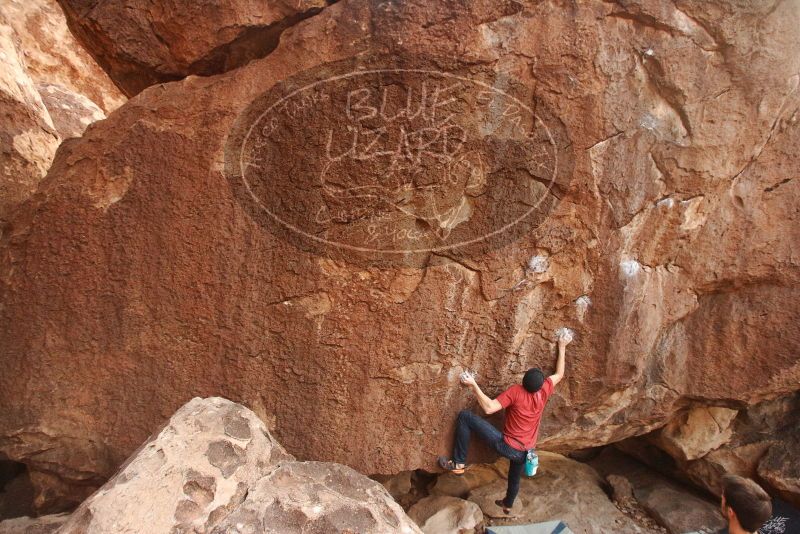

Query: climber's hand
[558,334,572,349]
[460,374,477,387]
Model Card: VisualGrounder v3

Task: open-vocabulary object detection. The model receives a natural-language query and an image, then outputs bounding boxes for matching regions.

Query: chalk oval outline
[237,68,560,255]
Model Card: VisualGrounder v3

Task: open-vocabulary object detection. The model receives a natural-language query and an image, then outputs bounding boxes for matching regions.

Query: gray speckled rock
[212,462,421,534]
[56,397,420,534]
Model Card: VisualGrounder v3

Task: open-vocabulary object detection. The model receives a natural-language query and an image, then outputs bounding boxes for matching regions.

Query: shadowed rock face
[0,0,799,511]
[56,0,329,96]
[617,393,800,506]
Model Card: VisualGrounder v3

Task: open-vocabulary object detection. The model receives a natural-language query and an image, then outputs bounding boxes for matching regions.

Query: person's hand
[460,371,477,387]
[557,328,573,348]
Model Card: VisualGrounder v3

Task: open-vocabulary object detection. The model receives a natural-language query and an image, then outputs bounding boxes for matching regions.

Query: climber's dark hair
[522,368,545,393]
[721,474,772,532]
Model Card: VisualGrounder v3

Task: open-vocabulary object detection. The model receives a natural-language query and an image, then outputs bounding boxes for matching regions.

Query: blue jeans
[452,409,527,507]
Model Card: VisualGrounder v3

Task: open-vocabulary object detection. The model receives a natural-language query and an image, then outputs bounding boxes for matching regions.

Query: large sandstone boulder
[0,0,125,224]
[0,0,124,113]
[202,462,423,534]
[648,406,738,462]
[407,495,484,534]
[55,397,421,534]
[1,0,799,509]
[56,0,328,96]
[467,452,647,533]
[618,393,800,500]
[429,460,506,499]
[0,18,60,223]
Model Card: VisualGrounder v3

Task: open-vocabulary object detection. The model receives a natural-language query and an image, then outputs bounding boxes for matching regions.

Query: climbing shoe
[437,456,465,475]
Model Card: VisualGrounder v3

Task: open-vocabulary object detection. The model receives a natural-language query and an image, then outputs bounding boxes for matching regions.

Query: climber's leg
[452,409,502,466]
[493,440,527,512]
[503,457,526,507]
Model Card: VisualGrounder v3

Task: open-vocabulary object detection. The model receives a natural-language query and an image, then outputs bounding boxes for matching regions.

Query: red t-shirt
[496,378,554,451]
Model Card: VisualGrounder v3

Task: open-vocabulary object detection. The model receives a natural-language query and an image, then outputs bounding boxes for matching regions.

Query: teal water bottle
[525,450,539,476]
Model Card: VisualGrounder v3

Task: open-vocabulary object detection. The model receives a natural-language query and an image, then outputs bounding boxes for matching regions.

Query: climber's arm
[549,335,569,387]
[461,375,503,414]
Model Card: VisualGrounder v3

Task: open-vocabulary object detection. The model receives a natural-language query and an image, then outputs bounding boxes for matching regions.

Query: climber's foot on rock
[437,456,465,475]
[494,499,512,515]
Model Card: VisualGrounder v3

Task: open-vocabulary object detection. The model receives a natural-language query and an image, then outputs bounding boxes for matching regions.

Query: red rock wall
[1,0,798,511]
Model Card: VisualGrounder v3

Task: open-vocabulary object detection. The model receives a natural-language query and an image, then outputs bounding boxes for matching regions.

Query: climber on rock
[438,329,572,515]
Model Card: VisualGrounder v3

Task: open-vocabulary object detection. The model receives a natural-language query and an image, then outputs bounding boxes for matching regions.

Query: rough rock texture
[53,396,290,521]
[1,0,800,509]
[0,17,60,223]
[407,495,484,534]
[373,471,414,507]
[0,0,124,113]
[36,83,105,139]
[56,0,329,96]
[468,452,648,533]
[0,514,68,534]
[56,397,421,534]
[0,0,124,224]
[429,460,507,499]
[207,462,423,534]
[758,433,800,508]
[372,470,436,511]
[649,406,738,462]
[591,448,725,534]
[618,393,800,502]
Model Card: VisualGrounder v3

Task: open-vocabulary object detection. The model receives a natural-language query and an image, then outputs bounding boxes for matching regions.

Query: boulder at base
[467,452,648,533]
[408,495,484,534]
[55,397,421,534]
[590,448,725,534]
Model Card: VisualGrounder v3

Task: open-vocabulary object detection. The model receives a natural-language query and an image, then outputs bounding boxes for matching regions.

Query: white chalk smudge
[620,259,641,277]
[640,113,658,131]
[460,370,477,382]
[656,197,674,208]
[528,255,549,274]
[555,327,575,343]
[575,295,592,322]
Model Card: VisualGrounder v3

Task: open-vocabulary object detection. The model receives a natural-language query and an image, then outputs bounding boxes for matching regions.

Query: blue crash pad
[487,521,574,534]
